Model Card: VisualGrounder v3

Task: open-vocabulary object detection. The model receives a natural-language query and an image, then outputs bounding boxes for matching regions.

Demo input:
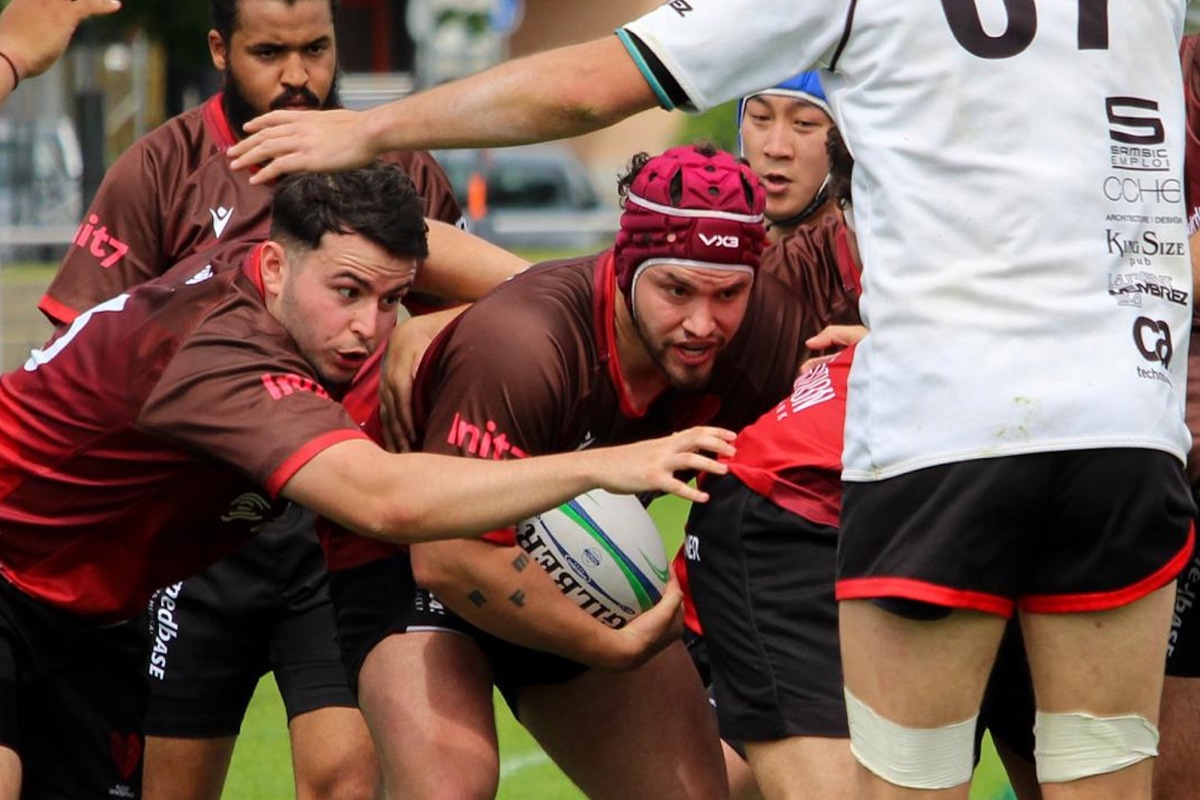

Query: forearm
[415,220,529,302]
[360,37,656,153]
[412,539,614,663]
[284,429,732,543]
[286,442,614,543]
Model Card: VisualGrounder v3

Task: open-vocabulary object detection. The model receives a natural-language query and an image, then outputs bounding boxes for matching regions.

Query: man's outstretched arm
[280,427,734,544]
[229,36,657,184]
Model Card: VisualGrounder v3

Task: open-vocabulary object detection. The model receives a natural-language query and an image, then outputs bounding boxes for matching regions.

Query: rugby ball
[516,489,669,628]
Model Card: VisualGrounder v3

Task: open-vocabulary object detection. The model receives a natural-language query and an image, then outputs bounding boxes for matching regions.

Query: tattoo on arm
[511,553,530,572]
[468,589,487,608]
[508,589,527,608]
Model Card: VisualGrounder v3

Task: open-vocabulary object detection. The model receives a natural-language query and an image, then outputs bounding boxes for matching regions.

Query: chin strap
[766,174,831,233]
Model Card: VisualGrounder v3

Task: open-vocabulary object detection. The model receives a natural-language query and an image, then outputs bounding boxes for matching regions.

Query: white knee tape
[1034,710,1159,783]
[844,688,977,790]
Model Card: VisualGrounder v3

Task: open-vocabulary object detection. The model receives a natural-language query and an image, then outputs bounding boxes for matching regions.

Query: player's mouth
[333,349,368,371]
[761,172,793,194]
[673,341,717,366]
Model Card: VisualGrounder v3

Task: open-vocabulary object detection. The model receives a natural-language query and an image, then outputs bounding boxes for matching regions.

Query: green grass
[224,495,1016,799]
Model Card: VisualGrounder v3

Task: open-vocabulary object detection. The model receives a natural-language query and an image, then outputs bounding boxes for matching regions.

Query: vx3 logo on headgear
[698,233,739,248]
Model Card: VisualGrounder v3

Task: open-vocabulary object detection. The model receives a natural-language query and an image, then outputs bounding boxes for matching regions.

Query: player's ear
[208,30,228,72]
[260,241,289,299]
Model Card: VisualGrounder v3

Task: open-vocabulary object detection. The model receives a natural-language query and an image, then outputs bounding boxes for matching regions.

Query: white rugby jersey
[625,0,1200,480]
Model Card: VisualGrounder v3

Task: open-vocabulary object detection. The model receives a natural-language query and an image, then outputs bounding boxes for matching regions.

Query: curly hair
[270,162,428,260]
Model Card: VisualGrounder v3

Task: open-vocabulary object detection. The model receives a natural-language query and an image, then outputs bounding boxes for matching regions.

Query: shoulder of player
[762,218,840,278]
[459,256,595,333]
[431,258,598,374]
[141,258,300,364]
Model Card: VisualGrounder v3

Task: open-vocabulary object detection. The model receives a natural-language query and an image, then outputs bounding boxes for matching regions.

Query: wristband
[0,51,19,90]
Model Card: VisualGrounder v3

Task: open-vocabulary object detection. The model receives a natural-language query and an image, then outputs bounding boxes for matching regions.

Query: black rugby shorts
[686,473,847,742]
[143,504,355,738]
[838,449,1194,616]
[0,577,147,798]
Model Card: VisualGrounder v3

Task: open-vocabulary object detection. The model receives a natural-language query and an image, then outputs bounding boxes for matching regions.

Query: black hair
[616,142,756,209]
[827,127,855,209]
[210,0,340,43]
[270,162,428,260]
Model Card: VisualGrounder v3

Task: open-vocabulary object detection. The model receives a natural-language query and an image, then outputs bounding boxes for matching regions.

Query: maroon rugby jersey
[761,215,861,328]
[321,224,865,570]
[2,248,366,619]
[40,93,463,325]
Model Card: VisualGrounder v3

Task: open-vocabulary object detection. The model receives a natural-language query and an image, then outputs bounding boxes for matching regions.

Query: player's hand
[800,323,867,373]
[0,0,121,81]
[380,313,451,452]
[227,108,376,184]
[592,577,684,671]
[594,426,736,503]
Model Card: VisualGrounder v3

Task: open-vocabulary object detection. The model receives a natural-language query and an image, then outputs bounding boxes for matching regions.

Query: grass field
[223,495,1017,799]
[0,262,1016,798]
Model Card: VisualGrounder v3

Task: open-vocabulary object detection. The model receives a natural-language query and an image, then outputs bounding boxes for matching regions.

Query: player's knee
[845,688,976,790]
[1034,710,1159,784]
[383,758,498,800]
[297,768,381,800]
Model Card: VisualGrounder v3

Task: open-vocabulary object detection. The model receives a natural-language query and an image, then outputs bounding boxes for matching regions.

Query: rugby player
[318,143,847,799]
[40,2,523,797]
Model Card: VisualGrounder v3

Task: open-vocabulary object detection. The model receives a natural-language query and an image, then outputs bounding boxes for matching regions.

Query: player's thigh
[287,706,379,800]
[744,736,856,800]
[839,600,1005,725]
[1020,583,1175,719]
[357,631,498,798]
[0,748,17,800]
[519,642,727,800]
[142,736,236,800]
[1155,675,1200,800]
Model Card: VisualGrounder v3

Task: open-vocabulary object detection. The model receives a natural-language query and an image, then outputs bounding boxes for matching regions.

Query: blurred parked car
[0,115,83,260]
[434,145,619,251]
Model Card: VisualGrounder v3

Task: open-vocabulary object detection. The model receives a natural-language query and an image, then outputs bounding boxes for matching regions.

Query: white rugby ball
[516,489,668,628]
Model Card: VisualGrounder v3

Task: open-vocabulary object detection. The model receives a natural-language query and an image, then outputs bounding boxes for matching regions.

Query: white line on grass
[499,750,551,780]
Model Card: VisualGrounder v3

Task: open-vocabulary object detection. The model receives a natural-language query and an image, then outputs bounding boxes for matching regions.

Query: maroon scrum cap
[613,145,766,314]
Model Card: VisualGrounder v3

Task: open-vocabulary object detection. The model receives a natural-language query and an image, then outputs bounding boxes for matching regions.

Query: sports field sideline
[0,262,1015,799]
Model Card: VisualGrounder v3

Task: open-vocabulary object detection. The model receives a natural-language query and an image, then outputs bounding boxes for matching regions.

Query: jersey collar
[242,242,268,298]
[594,250,661,418]
[204,92,265,178]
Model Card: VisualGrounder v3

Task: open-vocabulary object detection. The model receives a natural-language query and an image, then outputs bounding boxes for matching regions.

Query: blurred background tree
[92,0,217,116]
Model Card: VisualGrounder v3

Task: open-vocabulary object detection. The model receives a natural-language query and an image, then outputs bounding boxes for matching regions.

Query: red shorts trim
[1020,524,1195,614]
[836,577,1015,617]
